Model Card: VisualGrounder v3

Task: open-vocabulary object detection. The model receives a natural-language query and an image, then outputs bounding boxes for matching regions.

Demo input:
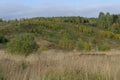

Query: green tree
[105,12,112,29]
[0,18,3,22]
[97,12,112,29]
[97,12,106,28]
[112,15,119,23]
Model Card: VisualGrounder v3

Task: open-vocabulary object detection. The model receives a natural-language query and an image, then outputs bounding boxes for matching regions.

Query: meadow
[0,12,120,80]
[0,50,120,80]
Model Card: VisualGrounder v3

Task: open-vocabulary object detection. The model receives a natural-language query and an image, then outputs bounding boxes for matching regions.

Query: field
[0,13,120,80]
[0,50,120,80]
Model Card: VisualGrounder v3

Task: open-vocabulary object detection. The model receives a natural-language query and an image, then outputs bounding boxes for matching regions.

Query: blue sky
[0,0,120,20]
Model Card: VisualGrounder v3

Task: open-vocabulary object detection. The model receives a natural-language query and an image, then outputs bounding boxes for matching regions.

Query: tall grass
[0,50,120,80]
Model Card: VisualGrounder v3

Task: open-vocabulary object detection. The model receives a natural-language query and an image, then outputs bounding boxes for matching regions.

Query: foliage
[76,38,93,51]
[7,33,38,55]
[0,12,120,51]
[58,37,74,51]
[84,42,93,51]
[98,30,114,38]
[76,38,85,51]
[110,23,120,33]
[97,12,112,29]
[99,44,111,51]
[0,35,8,44]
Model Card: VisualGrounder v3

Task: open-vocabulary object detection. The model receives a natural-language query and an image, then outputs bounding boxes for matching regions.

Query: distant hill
[1,12,120,51]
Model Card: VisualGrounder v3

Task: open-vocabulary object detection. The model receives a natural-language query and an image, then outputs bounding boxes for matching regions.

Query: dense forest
[1,12,120,54]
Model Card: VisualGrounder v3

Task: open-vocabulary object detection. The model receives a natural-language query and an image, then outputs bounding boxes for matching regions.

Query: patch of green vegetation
[99,44,111,51]
[58,37,74,51]
[0,35,8,44]
[0,12,120,52]
[76,38,93,51]
[0,71,6,80]
[7,33,39,55]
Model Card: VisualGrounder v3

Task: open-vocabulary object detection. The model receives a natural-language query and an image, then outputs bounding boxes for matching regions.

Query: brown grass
[0,50,120,80]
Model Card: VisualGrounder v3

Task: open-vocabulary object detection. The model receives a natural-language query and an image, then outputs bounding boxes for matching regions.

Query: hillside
[0,12,120,52]
[1,12,120,80]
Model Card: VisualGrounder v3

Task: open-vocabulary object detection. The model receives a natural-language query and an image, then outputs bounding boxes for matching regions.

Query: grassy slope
[0,17,120,51]
[0,17,120,79]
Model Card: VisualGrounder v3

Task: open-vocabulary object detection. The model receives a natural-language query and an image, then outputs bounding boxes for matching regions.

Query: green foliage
[78,25,93,34]
[84,42,93,51]
[99,44,111,51]
[0,19,3,22]
[98,30,114,38]
[110,23,120,33]
[0,35,8,44]
[76,38,93,51]
[112,15,119,23]
[97,12,112,29]
[0,12,120,51]
[58,37,74,50]
[7,33,38,55]
[76,38,85,50]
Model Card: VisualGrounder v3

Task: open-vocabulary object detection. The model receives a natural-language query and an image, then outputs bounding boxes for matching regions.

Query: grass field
[0,50,120,80]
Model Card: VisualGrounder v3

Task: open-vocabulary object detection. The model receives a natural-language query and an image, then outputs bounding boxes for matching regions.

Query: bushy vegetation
[99,44,111,51]
[76,38,93,51]
[7,33,38,55]
[0,12,120,52]
[58,37,74,50]
[0,35,8,44]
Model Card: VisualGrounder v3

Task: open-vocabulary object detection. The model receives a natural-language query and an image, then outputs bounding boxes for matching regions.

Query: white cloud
[0,3,120,20]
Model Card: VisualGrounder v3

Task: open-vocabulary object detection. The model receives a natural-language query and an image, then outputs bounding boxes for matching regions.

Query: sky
[0,0,120,20]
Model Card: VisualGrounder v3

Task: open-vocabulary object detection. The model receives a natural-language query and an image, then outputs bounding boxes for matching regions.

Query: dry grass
[0,50,120,80]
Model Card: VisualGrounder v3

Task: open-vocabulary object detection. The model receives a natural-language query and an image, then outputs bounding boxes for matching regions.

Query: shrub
[99,44,111,51]
[7,33,39,55]
[0,35,8,44]
[76,39,93,51]
[84,42,93,51]
[76,38,84,50]
[58,37,74,50]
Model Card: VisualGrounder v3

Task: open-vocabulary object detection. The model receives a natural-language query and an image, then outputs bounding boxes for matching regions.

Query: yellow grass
[0,50,120,80]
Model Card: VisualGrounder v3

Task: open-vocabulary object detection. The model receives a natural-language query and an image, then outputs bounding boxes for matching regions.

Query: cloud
[0,3,120,20]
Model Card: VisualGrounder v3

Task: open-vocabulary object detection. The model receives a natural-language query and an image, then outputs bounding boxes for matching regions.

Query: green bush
[99,44,111,51]
[76,39,92,51]
[58,37,74,50]
[76,38,85,50]
[0,35,8,44]
[84,42,93,51]
[7,33,39,55]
